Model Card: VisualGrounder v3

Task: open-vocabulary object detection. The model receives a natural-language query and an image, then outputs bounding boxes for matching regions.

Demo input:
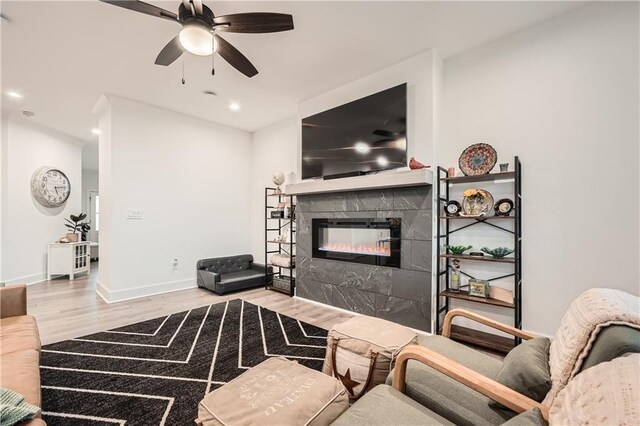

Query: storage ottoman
[196,357,349,426]
[322,316,418,400]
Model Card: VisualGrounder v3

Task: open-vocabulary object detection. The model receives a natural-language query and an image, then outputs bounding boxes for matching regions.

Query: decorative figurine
[409,157,429,170]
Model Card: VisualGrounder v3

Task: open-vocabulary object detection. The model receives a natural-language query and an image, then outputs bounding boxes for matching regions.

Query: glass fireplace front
[312,218,401,267]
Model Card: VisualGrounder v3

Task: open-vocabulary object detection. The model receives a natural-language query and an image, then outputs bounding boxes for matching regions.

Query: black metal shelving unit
[435,157,522,353]
[264,187,295,296]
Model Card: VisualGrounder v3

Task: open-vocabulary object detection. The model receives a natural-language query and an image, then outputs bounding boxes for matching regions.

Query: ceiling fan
[99,0,294,77]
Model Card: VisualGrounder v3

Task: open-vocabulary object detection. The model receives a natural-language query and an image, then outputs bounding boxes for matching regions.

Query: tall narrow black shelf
[435,157,522,353]
[264,187,295,296]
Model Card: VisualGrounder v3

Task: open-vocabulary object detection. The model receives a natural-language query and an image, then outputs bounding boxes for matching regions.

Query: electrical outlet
[172,258,179,270]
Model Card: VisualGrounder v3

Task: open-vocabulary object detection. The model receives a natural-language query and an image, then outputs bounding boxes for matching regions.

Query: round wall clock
[494,198,514,216]
[31,166,71,208]
[445,200,462,216]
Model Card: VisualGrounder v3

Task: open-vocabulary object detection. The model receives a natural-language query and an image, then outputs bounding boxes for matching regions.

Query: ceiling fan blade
[373,129,396,138]
[99,0,179,23]
[213,13,294,33]
[214,35,258,78]
[155,36,184,66]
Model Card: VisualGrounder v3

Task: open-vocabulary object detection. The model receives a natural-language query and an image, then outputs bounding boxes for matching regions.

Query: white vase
[286,171,297,185]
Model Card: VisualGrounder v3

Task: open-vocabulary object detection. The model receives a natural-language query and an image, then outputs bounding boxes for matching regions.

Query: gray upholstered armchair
[332,288,640,426]
[196,254,272,295]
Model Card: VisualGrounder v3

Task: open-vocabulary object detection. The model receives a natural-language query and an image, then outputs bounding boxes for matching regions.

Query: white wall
[0,116,83,285]
[249,118,298,264]
[95,96,253,302]
[441,2,640,336]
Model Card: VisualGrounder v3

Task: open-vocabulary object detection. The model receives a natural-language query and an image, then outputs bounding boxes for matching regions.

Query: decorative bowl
[481,247,515,258]
[458,143,498,176]
[446,245,472,255]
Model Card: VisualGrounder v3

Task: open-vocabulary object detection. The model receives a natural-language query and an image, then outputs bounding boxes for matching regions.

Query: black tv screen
[301,83,407,179]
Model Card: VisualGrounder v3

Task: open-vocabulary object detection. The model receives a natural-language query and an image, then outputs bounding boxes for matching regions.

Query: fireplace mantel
[285,169,433,196]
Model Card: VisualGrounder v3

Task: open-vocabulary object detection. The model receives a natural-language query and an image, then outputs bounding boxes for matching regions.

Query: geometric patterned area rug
[40,299,328,425]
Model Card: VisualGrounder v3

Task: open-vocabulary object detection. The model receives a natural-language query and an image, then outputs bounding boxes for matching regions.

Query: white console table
[47,242,90,280]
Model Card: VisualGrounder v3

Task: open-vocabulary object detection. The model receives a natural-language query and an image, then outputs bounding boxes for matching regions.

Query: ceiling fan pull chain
[182,60,186,85]
[211,41,216,75]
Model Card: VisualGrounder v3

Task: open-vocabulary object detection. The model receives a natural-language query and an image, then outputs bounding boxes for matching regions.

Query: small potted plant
[64,213,89,242]
[80,222,92,241]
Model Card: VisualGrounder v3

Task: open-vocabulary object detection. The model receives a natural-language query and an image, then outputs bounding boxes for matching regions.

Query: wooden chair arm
[442,308,537,341]
[392,344,549,421]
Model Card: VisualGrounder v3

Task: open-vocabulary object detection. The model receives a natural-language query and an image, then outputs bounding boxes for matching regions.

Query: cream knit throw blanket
[550,354,640,425]
[543,288,640,405]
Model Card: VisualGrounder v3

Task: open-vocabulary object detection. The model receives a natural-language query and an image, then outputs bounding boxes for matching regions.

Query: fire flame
[320,243,391,257]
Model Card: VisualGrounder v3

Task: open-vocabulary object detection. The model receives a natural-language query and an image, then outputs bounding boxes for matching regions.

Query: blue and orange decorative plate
[458,143,498,176]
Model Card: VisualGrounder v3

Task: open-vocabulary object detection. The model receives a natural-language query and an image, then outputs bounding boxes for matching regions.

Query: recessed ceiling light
[6,91,23,99]
[92,128,101,135]
[229,102,241,112]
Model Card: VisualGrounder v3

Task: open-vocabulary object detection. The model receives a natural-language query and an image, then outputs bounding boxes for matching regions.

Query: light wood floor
[28,263,355,345]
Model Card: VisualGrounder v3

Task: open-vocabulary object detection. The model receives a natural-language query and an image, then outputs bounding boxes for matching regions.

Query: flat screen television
[301,83,407,179]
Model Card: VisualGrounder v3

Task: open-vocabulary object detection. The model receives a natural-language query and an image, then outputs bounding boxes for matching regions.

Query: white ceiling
[2,1,587,144]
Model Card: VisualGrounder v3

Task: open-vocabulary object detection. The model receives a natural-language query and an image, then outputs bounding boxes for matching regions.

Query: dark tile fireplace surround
[296,186,432,331]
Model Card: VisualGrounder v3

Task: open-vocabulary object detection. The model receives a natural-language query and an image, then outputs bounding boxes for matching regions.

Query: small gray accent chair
[196,254,271,295]
[332,305,640,426]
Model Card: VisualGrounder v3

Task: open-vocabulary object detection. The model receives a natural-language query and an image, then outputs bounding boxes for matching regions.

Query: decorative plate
[461,189,494,216]
[494,198,514,216]
[445,200,462,216]
[458,143,498,176]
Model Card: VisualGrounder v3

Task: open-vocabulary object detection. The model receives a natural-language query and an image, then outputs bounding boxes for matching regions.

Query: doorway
[89,191,99,242]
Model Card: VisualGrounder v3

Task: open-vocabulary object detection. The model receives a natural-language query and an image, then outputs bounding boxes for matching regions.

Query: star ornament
[338,368,361,396]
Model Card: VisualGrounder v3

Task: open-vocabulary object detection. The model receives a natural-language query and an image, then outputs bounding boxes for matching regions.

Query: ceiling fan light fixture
[179,24,216,56]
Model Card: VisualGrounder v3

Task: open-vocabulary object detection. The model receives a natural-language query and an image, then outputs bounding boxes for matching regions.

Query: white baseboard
[96,278,197,304]
[1,272,48,286]
[293,295,432,337]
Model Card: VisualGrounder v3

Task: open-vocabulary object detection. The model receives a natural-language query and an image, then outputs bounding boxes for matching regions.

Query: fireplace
[312,218,401,267]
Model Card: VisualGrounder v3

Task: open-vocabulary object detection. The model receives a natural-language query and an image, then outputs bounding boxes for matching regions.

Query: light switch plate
[127,209,143,220]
